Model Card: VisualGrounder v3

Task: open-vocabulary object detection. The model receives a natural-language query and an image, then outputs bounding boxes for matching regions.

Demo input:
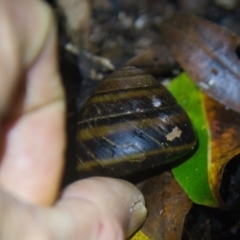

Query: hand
[0,0,147,239]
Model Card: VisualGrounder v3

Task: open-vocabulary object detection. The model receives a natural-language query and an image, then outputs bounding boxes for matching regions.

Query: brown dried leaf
[125,43,178,76]
[204,94,240,205]
[159,13,240,113]
[138,172,192,240]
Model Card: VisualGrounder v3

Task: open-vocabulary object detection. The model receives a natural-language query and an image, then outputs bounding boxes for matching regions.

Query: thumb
[54,177,147,239]
[0,177,147,240]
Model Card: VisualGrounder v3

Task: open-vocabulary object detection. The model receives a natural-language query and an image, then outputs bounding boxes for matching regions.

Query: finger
[0,178,147,240]
[0,0,65,205]
[57,177,147,238]
[0,0,62,116]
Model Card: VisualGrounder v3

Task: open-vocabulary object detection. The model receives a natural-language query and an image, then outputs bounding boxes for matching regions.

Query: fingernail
[127,201,147,237]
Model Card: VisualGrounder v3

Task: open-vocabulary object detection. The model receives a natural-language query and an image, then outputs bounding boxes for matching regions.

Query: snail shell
[77,66,196,177]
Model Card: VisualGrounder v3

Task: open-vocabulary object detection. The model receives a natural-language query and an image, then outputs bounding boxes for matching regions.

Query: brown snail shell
[77,66,196,177]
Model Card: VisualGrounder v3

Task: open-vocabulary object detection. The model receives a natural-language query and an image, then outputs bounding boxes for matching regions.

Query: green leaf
[168,73,219,207]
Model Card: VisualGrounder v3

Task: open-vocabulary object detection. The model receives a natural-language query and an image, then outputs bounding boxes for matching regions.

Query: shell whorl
[77,66,196,177]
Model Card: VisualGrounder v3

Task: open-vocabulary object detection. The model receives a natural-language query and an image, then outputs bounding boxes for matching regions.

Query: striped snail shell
[77,66,196,177]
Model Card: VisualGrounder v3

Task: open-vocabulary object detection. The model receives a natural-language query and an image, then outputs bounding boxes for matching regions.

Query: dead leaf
[159,13,240,113]
[204,94,240,206]
[137,171,192,240]
[125,43,178,76]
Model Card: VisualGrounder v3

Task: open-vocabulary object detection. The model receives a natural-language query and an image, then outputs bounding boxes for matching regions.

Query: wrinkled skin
[0,0,147,239]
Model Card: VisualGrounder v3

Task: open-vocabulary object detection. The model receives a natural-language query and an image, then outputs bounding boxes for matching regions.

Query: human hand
[0,0,147,239]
